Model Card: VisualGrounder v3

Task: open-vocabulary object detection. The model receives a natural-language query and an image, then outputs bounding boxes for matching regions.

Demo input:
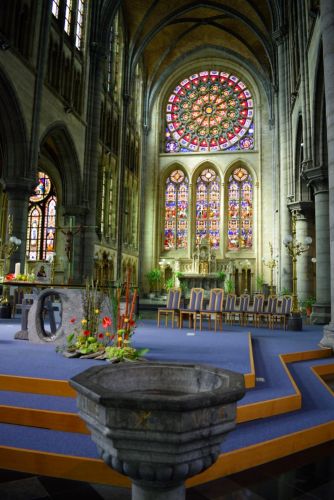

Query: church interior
[0,0,334,498]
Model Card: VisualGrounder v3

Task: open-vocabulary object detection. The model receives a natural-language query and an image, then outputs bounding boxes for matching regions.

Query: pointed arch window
[164,170,188,250]
[227,167,253,250]
[195,168,220,249]
[26,172,57,261]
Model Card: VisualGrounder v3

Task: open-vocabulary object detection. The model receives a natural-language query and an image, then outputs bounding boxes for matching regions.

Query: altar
[178,273,224,292]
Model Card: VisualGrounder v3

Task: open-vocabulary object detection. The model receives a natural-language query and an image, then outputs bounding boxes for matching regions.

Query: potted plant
[255,274,265,293]
[224,277,234,294]
[216,270,226,286]
[300,296,316,317]
[146,268,162,297]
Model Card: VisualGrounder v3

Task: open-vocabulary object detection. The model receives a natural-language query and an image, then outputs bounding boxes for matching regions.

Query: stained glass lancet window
[164,170,188,250]
[27,172,57,261]
[196,169,220,249]
[165,70,254,153]
[227,168,253,250]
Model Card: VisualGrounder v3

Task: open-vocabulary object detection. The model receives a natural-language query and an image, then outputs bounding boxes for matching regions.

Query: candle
[14,262,21,277]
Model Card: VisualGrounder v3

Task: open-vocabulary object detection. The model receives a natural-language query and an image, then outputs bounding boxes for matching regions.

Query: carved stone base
[287,313,303,331]
[310,303,331,325]
[319,322,334,351]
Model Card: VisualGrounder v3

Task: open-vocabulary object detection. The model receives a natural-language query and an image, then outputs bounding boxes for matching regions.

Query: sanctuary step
[0,319,333,487]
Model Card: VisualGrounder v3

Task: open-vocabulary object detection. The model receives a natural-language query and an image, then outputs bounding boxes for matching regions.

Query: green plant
[256,274,265,290]
[165,277,175,291]
[300,296,316,315]
[280,287,291,296]
[146,268,162,292]
[224,278,234,293]
[216,270,226,281]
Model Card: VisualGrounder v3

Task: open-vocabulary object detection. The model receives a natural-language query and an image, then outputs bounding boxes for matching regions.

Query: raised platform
[0,318,333,489]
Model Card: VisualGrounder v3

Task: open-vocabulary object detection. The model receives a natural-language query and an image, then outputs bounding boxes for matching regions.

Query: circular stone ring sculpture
[70,362,245,500]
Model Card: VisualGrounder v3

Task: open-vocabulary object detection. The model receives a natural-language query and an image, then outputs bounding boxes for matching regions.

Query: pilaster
[319,0,334,346]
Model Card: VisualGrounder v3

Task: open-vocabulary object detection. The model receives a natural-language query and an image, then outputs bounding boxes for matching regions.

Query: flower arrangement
[59,273,148,362]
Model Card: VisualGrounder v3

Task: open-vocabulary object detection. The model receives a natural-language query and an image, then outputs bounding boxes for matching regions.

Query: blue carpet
[0,318,332,458]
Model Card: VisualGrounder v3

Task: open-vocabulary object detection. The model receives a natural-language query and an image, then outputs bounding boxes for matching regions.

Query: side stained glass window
[27,172,57,261]
[196,169,220,249]
[165,70,254,153]
[164,170,188,250]
[227,168,253,250]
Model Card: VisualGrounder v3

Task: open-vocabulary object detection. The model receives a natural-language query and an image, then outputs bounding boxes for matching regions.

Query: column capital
[272,26,288,46]
[3,179,34,200]
[287,201,314,219]
[302,164,328,194]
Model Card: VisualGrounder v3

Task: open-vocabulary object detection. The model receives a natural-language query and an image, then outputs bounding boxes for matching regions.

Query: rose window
[165,70,254,153]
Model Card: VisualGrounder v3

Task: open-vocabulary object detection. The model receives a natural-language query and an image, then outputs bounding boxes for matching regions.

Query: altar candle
[14,262,21,277]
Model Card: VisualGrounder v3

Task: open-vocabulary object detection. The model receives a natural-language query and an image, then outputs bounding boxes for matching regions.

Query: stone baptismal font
[70,361,245,500]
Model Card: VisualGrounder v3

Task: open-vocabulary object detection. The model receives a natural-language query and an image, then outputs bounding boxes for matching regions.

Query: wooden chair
[199,288,224,331]
[221,293,237,324]
[244,294,265,327]
[179,288,204,332]
[257,295,278,328]
[270,295,292,330]
[157,287,182,328]
[229,293,250,325]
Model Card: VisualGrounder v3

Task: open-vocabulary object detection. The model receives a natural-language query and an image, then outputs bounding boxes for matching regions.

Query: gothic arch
[39,122,82,210]
[0,64,29,183]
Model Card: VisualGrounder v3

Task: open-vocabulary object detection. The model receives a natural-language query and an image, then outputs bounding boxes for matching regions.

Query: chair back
[188,288,204,311]
[266,295,278,313]
[207,288,224,312]
[166,288,181,310]
[253,294,265,313]
[239,294,250,312]
[224,293,236,312]
[279,295,292,314]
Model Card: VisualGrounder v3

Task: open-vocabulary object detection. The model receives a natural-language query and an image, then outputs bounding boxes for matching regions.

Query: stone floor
[0,441,333,499]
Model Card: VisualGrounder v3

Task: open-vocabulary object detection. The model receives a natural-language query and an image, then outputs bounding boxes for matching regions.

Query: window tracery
[27,172,57,261]
[164,170,189,250]
[227,167,253,250]
[165,70,254,153]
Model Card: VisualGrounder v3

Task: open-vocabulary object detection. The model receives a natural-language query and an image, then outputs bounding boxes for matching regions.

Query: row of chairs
[157,288,293,331]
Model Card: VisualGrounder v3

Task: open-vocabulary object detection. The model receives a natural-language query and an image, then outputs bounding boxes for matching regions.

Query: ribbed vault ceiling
[122,0,278,90]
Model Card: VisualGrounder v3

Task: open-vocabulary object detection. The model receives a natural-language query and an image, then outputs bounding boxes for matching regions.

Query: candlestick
[14,262,21,277]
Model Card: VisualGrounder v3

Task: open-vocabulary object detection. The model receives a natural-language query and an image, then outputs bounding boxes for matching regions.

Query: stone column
[320,0,334,347]
[81,41,106,279]
[295,213,313,300]
[116,93,131,280]
[3,183,32,273]
[274,28,292,291]
[304,166,331,324]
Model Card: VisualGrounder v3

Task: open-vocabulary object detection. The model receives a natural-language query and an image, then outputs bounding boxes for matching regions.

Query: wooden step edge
[0,374,76,397]
[0,405,89,433]
[187,420,334,487]
[0,421,333,489]
[0,445,131,488]
[312,364,334,397]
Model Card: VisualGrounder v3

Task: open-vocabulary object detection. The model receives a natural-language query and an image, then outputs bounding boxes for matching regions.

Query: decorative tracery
[26,172,57,261]
[164,170,188,250]
[227,167,253,250]
[196,168,220,249]
[165,70,254,153]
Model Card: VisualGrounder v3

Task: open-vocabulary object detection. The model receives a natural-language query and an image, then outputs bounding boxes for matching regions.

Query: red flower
[5,273,15,281]
[129,319,136,327]
[83,330,90,337]
[98,333,104,339]
[70,317,76,324]
[102,316,112,328]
